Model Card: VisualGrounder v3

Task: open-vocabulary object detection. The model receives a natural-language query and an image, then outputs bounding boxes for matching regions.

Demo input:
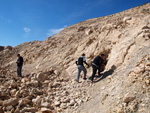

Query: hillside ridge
[0,2,150,113]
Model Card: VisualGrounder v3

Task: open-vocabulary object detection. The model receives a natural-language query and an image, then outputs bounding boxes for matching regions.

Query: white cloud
[23,27,31,38]
[47,25,67,36]
[24,27,31,33]
[0,16,12,24]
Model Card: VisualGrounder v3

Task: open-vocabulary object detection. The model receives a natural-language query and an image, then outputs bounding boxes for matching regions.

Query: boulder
[123,17,132,22]
[76,99,83,105]
[142,26,149,30]
[10,89,17,96]
[68,100,75,106]
[15,91,21,97]
[31,80,39,87]
[54,70,59,75]
[41,108,53,113]
[37,73,48,82]
[21,107,38,112]
[3,98,19,106]
[18,98,31,107]
[54,100,61,106]
[85,28,93,35]
[21,78,28,83]
[123,95,135,103]
[60,103,67,109]
[61,98,70,103]
[32,96,42,107]
[9,80,17,88]
[52,82,61,88]
[5,105,13,111]
[145,80,150,84]
[41,102,51,108]
[133,67,145,74]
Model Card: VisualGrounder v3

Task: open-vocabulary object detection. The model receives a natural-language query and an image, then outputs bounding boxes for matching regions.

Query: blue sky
[0,0,149,47]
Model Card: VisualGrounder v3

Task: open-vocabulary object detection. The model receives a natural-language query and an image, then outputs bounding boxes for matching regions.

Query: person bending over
[90,54,105,83]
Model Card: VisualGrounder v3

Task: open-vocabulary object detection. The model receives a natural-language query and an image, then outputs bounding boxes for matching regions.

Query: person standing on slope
[90,54,105,83]
[16,54,23,77]
[76,53,89,83]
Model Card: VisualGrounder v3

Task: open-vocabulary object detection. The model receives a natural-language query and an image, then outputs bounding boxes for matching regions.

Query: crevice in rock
[122,42,135,64]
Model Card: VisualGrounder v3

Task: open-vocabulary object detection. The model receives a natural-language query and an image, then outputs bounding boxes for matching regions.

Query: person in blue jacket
[76,53,89,83]
[90,54,105,82]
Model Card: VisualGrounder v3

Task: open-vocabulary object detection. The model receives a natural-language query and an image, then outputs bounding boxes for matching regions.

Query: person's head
[100,54,105,59]
[82,53,85,56]
[17,54,20,57]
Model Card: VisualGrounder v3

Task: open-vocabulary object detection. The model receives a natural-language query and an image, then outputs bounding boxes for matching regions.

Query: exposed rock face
[4,46,13,50]
[0,2,150,113]
[0,46,4,51]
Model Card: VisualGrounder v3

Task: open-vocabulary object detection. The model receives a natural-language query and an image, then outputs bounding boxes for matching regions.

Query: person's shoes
[98,74,102,77]
[76,79,79,83]
[88,76,91,80]
[83,78,87,80]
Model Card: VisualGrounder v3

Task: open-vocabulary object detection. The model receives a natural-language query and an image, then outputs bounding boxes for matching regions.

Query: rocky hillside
[0,46,4,51]
[0,2,150,113]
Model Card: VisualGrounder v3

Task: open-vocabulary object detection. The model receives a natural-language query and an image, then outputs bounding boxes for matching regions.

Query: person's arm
[16,58,20,63]
[83,61,89,67]
[75,61,78,65]
[83,56,89,67]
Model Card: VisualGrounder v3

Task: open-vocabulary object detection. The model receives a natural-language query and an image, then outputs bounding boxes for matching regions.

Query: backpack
[77,57,83,65]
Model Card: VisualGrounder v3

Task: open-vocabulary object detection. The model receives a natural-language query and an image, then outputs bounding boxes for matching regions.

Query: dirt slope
[0,2,150,113]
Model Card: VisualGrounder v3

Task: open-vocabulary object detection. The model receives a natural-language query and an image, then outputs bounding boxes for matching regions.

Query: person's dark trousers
[91,64,100,82]
[17,66,22,77]
[98,67,101,76]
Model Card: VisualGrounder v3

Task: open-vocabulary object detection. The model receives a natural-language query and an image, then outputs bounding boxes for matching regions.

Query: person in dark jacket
[16,54,23,77]
[90,54,105,82]
[76,53,89,83]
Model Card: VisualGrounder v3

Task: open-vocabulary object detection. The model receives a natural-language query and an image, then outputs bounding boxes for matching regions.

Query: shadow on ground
[94,65,116,83]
